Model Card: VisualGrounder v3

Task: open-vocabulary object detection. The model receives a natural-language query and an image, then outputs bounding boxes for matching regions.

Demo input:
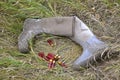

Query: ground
[0,0,120,80]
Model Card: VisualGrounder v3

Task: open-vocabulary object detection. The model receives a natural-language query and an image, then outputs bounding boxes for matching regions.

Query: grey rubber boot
[18,16,107,69]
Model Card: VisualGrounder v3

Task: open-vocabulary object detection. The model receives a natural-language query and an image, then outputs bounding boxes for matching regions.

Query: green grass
[0,0,120,80]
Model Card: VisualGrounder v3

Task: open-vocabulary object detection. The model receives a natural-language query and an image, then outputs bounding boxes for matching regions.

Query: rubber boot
[18,16,107,69]
[18,17,74,52]
[70,16,107,70]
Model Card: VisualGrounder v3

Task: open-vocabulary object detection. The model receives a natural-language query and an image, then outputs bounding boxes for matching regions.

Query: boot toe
[72,46,108,70]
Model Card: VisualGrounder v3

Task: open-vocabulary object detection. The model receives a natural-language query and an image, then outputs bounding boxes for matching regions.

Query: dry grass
[0,0,120,80]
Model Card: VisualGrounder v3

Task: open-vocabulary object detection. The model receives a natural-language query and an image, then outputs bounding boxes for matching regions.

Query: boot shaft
[23,17,75,36]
